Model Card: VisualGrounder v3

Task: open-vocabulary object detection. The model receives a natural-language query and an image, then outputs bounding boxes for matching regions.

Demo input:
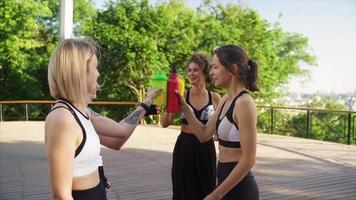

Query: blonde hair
[48,38,98,105]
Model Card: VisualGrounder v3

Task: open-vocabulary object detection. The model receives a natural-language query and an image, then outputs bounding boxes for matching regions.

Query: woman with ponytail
[177,45,259,200]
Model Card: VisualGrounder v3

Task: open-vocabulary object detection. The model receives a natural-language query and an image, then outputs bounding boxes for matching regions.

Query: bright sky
[94,0,356,94]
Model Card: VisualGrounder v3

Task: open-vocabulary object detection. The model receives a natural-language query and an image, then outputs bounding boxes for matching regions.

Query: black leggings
[217,162,259,200]
[72,182,107,200]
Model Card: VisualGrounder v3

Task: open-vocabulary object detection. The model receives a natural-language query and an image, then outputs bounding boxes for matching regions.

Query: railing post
[347,113,351,145]
[306,110,310,138]
[25,104,29,121]
[139,87,145,125]
[353,115,355,142]
[0,104,3,121]
[270,108,274,134]
[343,114,347,139]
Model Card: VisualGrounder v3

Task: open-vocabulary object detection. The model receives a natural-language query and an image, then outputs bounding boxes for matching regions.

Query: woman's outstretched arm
[90,88,161,150]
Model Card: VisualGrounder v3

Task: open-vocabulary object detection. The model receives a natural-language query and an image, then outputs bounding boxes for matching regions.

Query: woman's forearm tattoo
[88,107,101,118]
[124,110,143,124]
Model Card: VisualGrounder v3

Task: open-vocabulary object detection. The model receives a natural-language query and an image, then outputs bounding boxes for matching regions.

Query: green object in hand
[151,70,168,106]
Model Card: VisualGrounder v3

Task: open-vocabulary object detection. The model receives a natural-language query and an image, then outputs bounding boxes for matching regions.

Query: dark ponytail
[214,45,259,92]
[246,59,259,91]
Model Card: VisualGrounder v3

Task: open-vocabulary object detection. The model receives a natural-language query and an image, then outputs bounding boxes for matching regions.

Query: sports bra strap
[185,88,190,103]
[49,106,70,113]
[232,90,248,104]
[208,90,212,105]
[218,90,248,122]
[50,100,87,158]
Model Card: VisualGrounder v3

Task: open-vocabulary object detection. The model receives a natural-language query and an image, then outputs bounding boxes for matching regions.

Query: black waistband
[180,131,194,135]
[218,161,238,165]
[217,161,253,177]
[181,118,208,125]
[72,181,103,193]
[219,138,241,148]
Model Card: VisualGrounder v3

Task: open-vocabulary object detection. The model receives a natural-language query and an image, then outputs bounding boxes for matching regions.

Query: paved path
[0,121,355,200]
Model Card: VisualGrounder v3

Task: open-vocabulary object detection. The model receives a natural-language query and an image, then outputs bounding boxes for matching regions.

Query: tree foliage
[0,0,96,100]
[1,0,316,103]
[0,0,54,100]
[2,0,353,144]
[79,0,316,103]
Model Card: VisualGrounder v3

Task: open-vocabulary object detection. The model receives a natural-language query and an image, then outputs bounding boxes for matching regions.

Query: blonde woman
[177,45,259,200]
[45,38,160,199]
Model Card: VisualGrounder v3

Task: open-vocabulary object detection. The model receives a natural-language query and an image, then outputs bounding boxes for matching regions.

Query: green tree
[0,0,96,100]
[85,0,198,101]
[0,0,54,100]
[86,0,316,104]
[1,0,316,104]
[195,2,316,102]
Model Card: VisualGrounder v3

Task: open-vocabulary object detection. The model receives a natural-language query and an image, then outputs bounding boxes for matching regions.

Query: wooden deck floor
[0,121,355,200]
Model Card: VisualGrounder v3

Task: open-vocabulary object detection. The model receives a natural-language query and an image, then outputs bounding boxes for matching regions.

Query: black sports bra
[181,88,215,125]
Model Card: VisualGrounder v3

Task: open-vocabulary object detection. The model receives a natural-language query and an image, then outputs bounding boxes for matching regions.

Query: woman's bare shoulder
[237,93,255,106]
[220,93,228,102]
[45,108,80,140]
[210,92,222,106]
[234,94,256,116]
[211,91,221,99]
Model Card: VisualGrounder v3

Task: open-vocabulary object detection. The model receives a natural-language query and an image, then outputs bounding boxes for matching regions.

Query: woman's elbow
[112,146,121,151]
[161,118,171,128]
[113,142,125,151]
[196,134,209,143]
[241,155,255,169]
[250,158,255,168]
[161,122,169,128]
[247,157,255,169]
[107,140,125,151]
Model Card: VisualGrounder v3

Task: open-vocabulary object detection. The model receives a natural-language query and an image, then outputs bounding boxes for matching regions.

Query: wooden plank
[1,122,356,200]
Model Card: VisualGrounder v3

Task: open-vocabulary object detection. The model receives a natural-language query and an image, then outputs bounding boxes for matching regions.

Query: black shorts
[72,182,107,200]
[217,161,259,200]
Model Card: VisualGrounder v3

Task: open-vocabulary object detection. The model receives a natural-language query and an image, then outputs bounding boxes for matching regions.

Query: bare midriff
[218,145,242,163]
[181,123,241,163]
[72,169,100,191]
[181,124,195,134]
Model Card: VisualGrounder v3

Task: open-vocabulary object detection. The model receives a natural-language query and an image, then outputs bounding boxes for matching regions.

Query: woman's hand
[142,88,162,106]
[175,90,191,113]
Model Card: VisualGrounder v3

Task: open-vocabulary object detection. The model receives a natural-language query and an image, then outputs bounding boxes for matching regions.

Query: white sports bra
[50,99,101,177]
[216,91,248,148]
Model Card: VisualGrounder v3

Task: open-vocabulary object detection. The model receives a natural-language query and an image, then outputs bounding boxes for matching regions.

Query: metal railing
[0,100,138,121]
[1,100,355,145]
[257,105,355,145]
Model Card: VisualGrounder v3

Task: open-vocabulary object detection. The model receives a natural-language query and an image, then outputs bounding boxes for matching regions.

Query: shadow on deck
[0,122,355,200]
